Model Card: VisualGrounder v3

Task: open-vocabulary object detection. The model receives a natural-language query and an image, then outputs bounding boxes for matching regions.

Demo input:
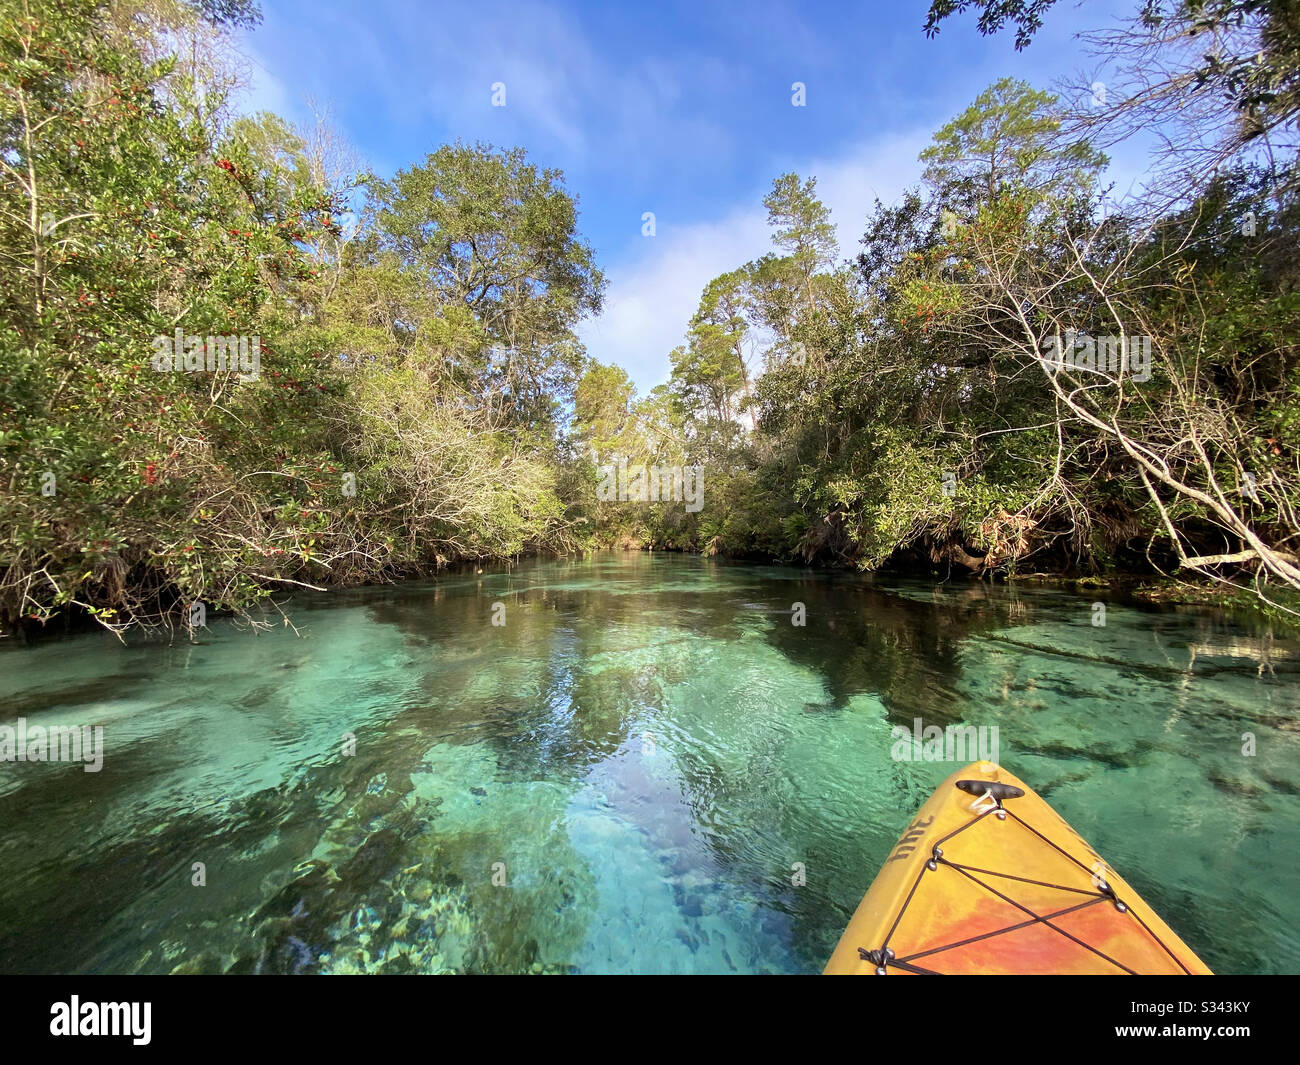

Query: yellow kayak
[825,761,1212,975]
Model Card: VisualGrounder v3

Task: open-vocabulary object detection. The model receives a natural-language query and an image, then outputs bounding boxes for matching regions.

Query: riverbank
[6,540,1295,644]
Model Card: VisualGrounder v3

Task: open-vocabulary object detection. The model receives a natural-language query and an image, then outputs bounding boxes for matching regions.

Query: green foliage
[926,1,1300,146]
[0,1,602,635]
[923,0,1061,50]
[920,78,1107,204]
[614,67,1300,597]
[3,0,1298,634]
[367,143,605,429]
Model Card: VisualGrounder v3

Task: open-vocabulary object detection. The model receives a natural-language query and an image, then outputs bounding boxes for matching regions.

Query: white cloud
[811,130,937,251]
[579,128,934,393]
[579,123,1168,394]
[234,45,299,122]
[579,207,770,393]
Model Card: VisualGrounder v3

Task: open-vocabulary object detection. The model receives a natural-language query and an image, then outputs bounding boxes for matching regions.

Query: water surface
[1,553,1297,974]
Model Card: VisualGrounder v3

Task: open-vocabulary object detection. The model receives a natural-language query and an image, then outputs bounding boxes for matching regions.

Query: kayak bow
[825,761,1212,975]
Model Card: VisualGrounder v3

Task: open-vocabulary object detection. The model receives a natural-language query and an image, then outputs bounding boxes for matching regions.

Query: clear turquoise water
[0,553,1297,974]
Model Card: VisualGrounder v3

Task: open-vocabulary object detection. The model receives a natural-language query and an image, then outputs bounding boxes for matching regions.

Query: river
[1,553,1296,974]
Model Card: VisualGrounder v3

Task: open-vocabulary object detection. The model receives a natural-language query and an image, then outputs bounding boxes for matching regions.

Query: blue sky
[239,0,1141,392]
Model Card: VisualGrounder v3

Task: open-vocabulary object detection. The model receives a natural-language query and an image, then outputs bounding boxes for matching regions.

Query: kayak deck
[824,761,1212,974]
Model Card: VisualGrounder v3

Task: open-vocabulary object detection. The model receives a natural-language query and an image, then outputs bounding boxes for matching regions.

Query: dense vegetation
[2,0,1298,637]
[572,1,1300,612]
[1,0,605,635]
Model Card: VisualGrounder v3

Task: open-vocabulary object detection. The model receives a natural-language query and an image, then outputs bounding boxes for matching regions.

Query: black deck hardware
[858,947,895,975]
[954,780,1025,802]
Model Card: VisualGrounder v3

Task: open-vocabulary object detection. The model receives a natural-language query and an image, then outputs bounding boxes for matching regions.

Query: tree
[0,0,340,633]
[367,144,605,428]
[934,164,1300,602]
[762,173,838,318]
[573,362,636,458]
[920,78,1107,203]
[922,0,1061,50]
[674,270,753,422]
[925,1,1300,195]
